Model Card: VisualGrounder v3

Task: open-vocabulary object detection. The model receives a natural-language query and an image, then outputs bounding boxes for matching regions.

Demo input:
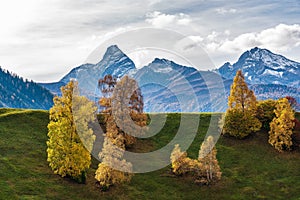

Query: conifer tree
[222,70,261,138]
[228,70,257,112]
[95,137,133,190]
[198,136,221,183]
[47,81,96,183]
[269,98,295,152]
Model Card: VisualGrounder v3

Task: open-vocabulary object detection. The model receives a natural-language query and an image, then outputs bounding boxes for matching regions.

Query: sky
[0,0,300,82]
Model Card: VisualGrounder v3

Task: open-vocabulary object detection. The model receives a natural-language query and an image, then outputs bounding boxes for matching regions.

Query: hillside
[0,68,54,109]
[0,109,300,199]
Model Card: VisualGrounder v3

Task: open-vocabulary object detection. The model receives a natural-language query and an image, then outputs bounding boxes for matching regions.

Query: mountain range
[0,45,299,112]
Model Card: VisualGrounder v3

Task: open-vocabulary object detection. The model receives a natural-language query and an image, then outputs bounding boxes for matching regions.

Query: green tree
[95,137,133,190]
[269,98,295,152]
[256,99,277,131]
[47,81,96,183]
[222,109,262,139]
[222,70,261,138]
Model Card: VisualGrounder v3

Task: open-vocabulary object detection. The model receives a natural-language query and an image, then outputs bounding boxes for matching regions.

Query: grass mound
[0,108,299,199]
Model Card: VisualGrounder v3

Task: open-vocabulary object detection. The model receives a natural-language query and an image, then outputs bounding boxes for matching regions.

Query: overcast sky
[0,0,300,82]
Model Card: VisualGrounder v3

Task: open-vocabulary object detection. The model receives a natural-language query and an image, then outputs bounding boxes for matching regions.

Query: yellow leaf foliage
[198,136,222,183]
[95,137,133,190]
[46,81,96,183]
[171,136,222,184]
[268,98,295,152]
[98,75,148,149]
[228,70,257,112]
[223,70,261,138]
[222,109,262,139]
[170,144,198,175]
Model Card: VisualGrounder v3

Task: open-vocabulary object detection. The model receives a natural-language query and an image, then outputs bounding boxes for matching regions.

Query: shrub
[95,137,133,190]
[292,118,300,148]
[171,136,221,185]
[222,109,261,139]
[256,99,277,131]
[197,136,222,183]
[170,144,199,176]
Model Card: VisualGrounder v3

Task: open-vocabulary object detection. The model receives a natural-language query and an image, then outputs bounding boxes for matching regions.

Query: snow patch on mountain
[262,69,283,77]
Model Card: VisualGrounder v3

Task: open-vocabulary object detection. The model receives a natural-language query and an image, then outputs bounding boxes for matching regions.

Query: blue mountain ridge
[0,45,298,111]
[39,45,300,112]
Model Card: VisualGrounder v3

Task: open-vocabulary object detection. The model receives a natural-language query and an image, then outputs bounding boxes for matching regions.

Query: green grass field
[0,108,300,200]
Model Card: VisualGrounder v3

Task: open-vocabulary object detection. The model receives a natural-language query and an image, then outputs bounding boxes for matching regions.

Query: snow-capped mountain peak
[218,47,300,87]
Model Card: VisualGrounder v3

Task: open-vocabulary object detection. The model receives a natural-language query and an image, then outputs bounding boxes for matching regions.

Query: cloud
[218,24,300,53]
[145,11,191,28]
[191,24,300,55]
[215,8,237,14]
[1,1,300,81]
[147,0,162,6]
[179,24,300,67]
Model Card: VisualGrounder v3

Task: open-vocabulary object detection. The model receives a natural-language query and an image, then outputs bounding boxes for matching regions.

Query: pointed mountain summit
[61,45,135,83]
[102,44,125,59]
[38,45,300,112]
[218,47,300,87]
[43,45,136,96]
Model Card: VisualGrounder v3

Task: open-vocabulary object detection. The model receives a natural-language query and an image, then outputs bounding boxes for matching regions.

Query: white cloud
[215,8,237,14]
[147,0,162,6]
[214,24,300,54]
[145,11,191,28]
[1,1,300,81]
[184,23,300,67]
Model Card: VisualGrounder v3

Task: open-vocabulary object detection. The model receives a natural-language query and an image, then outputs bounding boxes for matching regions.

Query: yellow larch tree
[222,70,261,138]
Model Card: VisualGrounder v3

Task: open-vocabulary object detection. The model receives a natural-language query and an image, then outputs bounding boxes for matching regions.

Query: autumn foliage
[98,75,147,148]
[269,98,295,152]
[171,136,221,185]
[198,136,222,183]
[46,81,97,183]
[95,75,147,190]
[95,137,133,190]
[222,70,261,138]
[256,99,277,131]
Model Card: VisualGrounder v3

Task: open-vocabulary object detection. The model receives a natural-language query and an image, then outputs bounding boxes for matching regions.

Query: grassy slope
[0,109,300,200]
